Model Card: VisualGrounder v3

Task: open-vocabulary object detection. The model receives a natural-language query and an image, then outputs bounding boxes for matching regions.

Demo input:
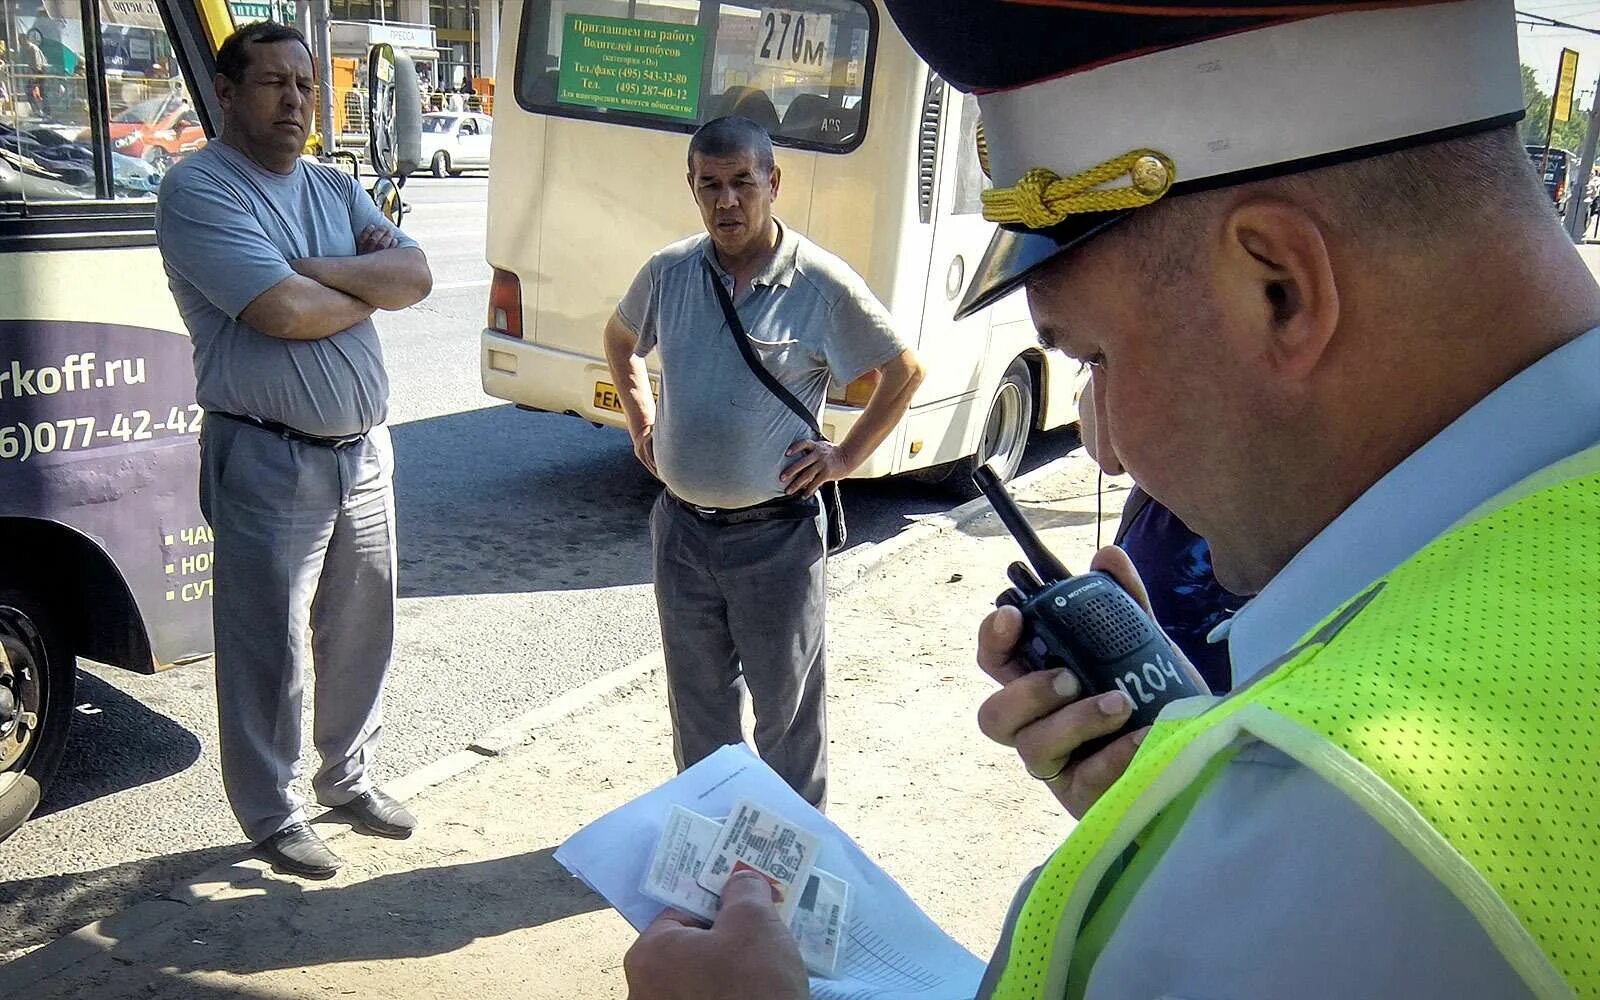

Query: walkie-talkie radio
[972,463,1207,761]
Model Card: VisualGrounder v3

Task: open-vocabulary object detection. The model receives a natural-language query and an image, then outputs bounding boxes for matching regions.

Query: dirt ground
[15,458,1122,1000]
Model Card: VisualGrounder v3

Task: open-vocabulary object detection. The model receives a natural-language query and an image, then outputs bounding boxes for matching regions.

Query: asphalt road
[0,174,1079,958]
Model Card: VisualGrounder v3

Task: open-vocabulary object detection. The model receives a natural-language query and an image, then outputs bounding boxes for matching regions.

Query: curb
[1,452,1086,995]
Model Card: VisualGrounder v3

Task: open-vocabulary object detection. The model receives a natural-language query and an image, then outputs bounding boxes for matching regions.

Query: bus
[479,0,1085,491]
[0,0,411,842]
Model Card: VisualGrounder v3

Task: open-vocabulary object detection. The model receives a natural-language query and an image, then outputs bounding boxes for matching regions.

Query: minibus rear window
[515,0,876,153]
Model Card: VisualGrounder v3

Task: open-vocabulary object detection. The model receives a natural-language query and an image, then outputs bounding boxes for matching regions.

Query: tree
[1522,62,1591,154]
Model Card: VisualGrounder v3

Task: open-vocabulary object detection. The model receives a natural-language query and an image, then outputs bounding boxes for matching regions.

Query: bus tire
[431,151,451,178]
[0,587,75,844]
[943,358,1035,497]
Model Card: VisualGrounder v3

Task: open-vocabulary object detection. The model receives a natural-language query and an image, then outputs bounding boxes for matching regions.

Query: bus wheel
[945,359,1034,496]
[431,151,451,178]
[0,589,74,844]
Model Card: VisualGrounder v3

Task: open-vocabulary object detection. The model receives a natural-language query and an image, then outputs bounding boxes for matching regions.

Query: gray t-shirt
[156,141,417,438]
[617,224,906,509]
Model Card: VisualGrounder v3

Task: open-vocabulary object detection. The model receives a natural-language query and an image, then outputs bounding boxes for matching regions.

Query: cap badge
[982,149,1176,229]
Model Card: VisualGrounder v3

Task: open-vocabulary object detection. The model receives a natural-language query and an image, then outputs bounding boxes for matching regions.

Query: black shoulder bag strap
[706,259,846,553]
[1113,484,1156,548]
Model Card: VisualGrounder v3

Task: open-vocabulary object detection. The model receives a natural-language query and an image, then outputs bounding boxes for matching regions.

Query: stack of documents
[556,744,988,999]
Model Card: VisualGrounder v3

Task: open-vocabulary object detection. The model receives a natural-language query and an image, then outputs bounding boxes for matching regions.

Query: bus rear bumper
[481,330,631,429]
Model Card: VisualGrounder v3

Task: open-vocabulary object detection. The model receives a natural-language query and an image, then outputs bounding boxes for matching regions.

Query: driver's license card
[791,866,849,977]
[639,805,723,922]
[696,799,819,922]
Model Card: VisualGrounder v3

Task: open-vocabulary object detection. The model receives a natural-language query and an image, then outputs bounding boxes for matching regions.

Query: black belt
[212,412,366,449]
[667,490,819,525]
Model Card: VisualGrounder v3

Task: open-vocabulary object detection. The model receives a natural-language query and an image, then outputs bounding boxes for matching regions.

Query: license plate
[594,380,658,413]
[594,381,623,413]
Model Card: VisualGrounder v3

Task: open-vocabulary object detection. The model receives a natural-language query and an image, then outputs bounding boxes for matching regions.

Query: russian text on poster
[557,14,705,121]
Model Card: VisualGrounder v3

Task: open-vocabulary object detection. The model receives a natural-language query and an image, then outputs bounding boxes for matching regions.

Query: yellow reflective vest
[991,445,1600,1000]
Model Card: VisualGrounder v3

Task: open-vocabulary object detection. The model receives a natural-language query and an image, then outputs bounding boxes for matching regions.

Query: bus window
[515,0,875,152]
[1,0,99,208]
[100,0,204,195]
[0,0,199,212]
[950,92,988,217]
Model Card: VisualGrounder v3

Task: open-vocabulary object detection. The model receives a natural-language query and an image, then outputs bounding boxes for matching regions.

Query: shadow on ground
[390,407,1082,600]
[35,670,204,818]
[0,843,245,958]
[390,405,658,598]
[18,847,608,999]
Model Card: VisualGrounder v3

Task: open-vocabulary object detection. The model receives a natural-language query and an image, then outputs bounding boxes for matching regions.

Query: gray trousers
[650,492,828,807]
[199,416,397,843]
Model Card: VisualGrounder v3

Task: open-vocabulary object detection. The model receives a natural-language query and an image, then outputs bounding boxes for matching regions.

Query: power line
[1521,0,1600,12]
[1517,8,1600,34]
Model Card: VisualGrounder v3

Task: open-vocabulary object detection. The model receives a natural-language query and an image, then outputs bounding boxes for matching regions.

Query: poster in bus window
[100,0,169,75]
[557,14,705,120]
[752,8,830,76]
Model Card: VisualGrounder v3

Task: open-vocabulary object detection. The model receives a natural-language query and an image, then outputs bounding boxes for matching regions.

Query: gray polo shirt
[617,223,906,510]
[156,141,417,438]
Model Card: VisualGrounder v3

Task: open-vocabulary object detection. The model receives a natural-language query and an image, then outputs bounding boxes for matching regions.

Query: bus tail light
[488,269,523,339]
[828,369,880,408]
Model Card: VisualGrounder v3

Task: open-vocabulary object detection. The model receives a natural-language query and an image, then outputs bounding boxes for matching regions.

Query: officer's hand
[624,871,809,1000]
[358,223,400,254]
[781,439,851,498]
[976,546,1181,819]
[631,423,658,477]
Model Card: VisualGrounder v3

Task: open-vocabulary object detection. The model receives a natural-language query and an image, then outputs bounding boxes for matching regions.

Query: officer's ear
[1213,197,1340,382]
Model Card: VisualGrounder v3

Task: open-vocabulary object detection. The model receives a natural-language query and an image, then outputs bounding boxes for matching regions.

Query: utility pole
[314,0,335,158]
[1568,86,1600,241]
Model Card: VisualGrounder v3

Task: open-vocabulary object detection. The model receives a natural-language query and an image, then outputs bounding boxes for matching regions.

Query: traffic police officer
[620,1,1600,997]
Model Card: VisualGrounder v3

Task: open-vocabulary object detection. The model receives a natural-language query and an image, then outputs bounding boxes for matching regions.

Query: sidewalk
[3,456,1123,1000]
[1578,240,1600,279]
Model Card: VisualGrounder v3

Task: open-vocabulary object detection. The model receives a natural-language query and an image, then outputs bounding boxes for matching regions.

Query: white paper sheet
[555,744,988,1000]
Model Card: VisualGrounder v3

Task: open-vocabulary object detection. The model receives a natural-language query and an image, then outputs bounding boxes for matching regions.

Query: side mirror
[366,43,422,180]
[367,43,398,176]
[372,175,404,226]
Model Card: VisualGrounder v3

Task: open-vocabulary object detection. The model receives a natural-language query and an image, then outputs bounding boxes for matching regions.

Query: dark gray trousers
[199,417,397,843]
[650,491,828,807]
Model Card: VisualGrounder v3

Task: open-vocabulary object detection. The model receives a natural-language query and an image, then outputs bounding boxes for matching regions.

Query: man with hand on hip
[604,115,924,809]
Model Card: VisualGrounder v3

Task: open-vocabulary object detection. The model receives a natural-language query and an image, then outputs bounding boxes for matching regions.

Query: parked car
[1526,145,1594,232]
[1527,144,1575,209]
[104,95,206,169]
[2,124,161,199]
[111,150,163,195]
[418,112,492,177]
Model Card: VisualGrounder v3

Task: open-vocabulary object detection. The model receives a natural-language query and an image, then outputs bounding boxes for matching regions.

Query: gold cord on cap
[981,149,1176,228]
